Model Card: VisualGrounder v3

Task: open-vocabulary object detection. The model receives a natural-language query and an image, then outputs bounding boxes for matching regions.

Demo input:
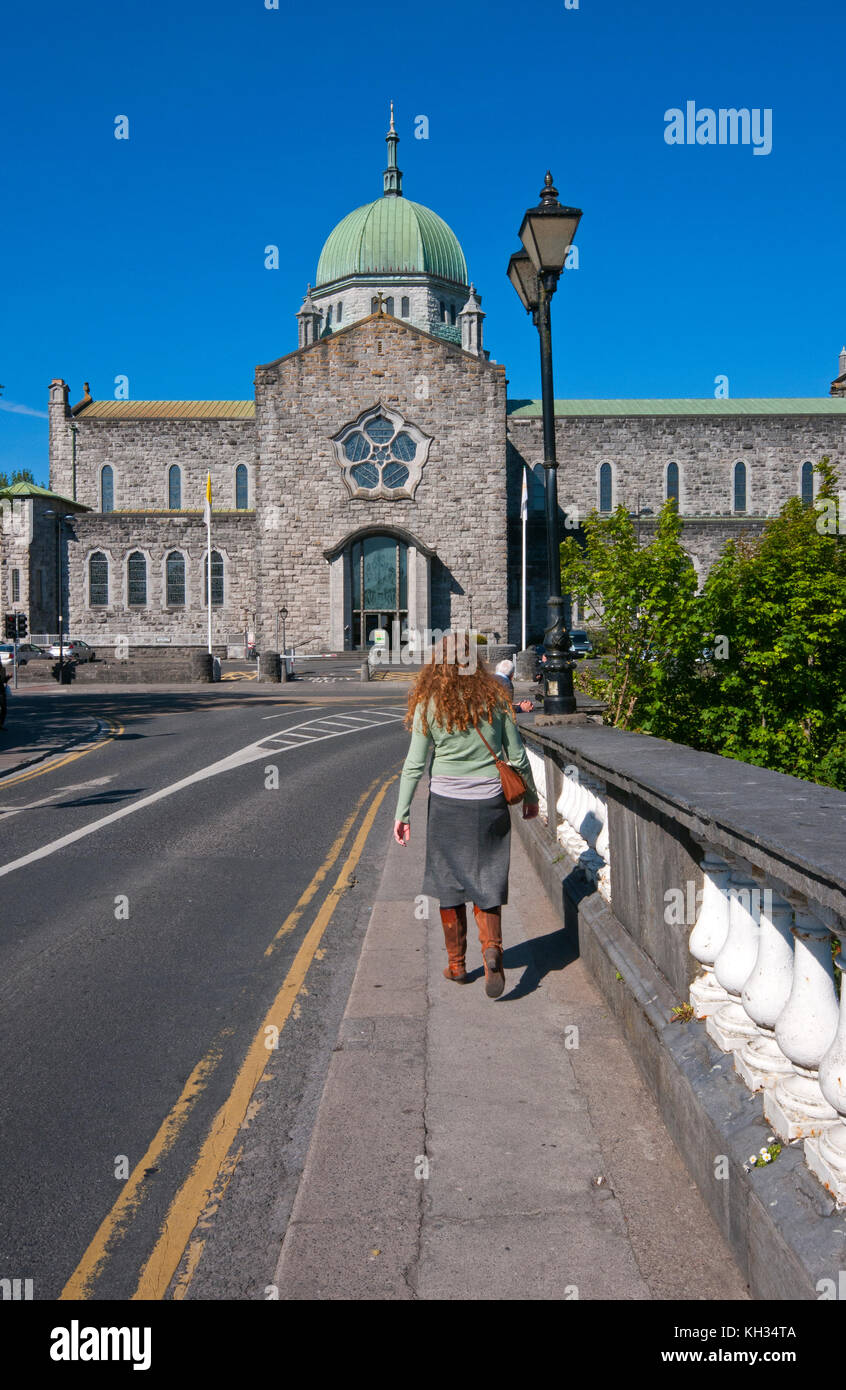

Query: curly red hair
[405,633,511,733]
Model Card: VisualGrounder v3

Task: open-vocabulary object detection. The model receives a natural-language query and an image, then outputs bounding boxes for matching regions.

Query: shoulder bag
[475,726,527,805]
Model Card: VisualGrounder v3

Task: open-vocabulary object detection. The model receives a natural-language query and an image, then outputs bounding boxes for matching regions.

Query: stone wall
[63,511,257,645]
[57,416,256,513]
[507,411,846,520]
[254,315,508,653]
[505,411,846,641]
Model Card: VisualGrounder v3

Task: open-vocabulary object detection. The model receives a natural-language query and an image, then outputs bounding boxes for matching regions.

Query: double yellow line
[60,767,399,1302]
[0,717,124,790]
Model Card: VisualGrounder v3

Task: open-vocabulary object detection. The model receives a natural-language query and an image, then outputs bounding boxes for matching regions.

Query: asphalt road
[0,686,411,1299]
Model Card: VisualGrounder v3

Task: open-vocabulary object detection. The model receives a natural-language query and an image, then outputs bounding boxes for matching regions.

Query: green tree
[696,458,846,786]
[0,467,36,489]
[561,500,701,736]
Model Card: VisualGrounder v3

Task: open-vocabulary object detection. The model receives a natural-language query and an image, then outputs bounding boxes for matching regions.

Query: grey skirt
[422,791,512,908]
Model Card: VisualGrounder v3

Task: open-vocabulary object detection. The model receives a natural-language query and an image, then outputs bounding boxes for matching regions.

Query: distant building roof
[507,398,846,418]
[73,401,255,420]
[0,480,85,508]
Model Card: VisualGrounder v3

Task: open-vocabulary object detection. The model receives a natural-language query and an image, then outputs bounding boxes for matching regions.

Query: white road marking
[0,776,115,820]
[0,711,406,881]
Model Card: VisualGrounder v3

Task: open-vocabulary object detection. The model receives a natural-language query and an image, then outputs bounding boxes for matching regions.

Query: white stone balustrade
[805,938,846,1204]
[763,906,840,1142]
[525,747,547,823]
[734,890,795,1091]
[554,767,610,901]
[706,871,762,1051]
[689,853,732,1018]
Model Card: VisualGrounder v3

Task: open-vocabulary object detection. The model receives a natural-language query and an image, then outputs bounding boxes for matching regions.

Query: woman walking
[393,636,540,998]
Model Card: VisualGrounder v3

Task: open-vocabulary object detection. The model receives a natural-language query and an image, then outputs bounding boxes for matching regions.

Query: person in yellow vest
[394,634,539,998]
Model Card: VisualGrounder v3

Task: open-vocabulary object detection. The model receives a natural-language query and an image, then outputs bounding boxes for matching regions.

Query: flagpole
[205,472,212,655]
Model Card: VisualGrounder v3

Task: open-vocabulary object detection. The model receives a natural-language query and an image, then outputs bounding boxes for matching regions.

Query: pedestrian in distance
[393,633,540,998]
[492,657,534,713]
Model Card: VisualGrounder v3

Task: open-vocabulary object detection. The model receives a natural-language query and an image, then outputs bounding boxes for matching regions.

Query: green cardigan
[395,698,540,822]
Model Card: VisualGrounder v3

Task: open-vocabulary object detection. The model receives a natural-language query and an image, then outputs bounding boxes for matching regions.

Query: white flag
[520,469,528,521]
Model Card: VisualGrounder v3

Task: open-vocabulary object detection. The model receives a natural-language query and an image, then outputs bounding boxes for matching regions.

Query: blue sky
[2,0,843,484]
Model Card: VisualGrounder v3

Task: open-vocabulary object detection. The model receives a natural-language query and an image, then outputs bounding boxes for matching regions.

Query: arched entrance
[324,526,434,653]
[350,533,407,649]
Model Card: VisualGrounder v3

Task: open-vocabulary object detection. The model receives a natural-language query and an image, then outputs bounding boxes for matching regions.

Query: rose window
[333,405,432,500]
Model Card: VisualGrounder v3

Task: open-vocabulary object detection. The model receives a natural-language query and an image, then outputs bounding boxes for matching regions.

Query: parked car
[569,630,593,658]
[44,639,96,662]
[17,642,49,660]
[0,665,6,727]
[0,643,28,668]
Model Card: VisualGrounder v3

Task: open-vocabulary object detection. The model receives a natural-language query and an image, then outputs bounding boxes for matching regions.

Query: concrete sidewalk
[273,783,749,1300]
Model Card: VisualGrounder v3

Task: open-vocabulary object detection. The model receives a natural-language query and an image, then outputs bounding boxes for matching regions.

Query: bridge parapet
[517,717,846,1293]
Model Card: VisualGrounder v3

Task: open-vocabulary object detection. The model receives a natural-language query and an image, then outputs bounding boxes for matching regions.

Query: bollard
[259,652,281,683]
[360,661,370,682]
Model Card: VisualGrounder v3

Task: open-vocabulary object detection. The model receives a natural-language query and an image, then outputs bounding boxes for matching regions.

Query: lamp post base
[542,595,575,716]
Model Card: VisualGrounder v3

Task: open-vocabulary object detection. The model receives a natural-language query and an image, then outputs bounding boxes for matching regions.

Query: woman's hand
[394,820,410,845]
[522,802,540,820]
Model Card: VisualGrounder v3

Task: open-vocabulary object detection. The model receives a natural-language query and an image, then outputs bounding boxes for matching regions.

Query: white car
[44,639,96,662]
[0,643,28,668]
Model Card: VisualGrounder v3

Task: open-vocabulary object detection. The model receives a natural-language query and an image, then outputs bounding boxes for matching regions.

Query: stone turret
[830,346,846,397]
[48,378,75,499]
[297,285,322,349]
[458,284,485,357]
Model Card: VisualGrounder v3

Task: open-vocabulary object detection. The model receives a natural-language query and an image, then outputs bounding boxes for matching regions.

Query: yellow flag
[204,471,212,523]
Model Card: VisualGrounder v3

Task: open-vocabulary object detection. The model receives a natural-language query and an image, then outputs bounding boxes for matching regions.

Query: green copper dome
[315,107,469,289]
[316,197,468,287]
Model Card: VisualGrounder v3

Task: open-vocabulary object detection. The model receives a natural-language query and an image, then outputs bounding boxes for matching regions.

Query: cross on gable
[376,292,387,314]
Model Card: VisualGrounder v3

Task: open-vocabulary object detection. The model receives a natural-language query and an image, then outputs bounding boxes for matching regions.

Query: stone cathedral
[4,110,846,652]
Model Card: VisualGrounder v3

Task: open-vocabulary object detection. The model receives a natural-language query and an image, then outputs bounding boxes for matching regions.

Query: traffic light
[16,613,27,639]
[4,613,14,640]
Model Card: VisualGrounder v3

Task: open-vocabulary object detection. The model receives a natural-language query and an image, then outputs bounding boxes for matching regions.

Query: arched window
[440,300,446,322]
[235,464,249,510]
[325,305,333,328]
[11,568,20,603]
[168,464,182,510]
[401,296,410,318]
[101,465,114,512]
[385,296,394,316]
[336,302,343,323]
[666,461,680,506]
[801,460,814,506]
[733,461,747,513]
[450,304,457,326]
[89,552,109,606]
[203,550,224,607]
[165,552,185,607]
[371,296,379,313]
[127,551,147,606]
[599,463,613,512]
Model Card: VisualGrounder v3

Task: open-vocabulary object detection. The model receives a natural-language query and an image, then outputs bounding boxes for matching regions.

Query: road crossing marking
[0,710,406,881]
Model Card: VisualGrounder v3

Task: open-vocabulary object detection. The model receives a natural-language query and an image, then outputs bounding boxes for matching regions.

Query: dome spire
[383,102,402,198]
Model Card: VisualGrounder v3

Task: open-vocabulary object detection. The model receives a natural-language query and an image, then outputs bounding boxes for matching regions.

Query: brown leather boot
[440,905,468,983]
[473,905,505,998]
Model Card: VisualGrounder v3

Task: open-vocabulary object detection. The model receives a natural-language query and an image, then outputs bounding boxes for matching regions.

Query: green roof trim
[507,398,846,418]
[0,480,84,507]
[316,196,468,288]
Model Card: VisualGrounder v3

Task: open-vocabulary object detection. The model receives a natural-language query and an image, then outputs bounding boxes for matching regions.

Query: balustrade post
[734,890,794,1091]
[763,906,840,1142]
[706,871,762,1050]
[689,853,732,1018]
[804,928,846,1201]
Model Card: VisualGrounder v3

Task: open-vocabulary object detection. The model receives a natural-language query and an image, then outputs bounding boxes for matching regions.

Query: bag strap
[475,725,503,763]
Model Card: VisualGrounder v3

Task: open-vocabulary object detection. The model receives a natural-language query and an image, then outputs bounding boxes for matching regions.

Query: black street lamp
[508,172,583,715]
